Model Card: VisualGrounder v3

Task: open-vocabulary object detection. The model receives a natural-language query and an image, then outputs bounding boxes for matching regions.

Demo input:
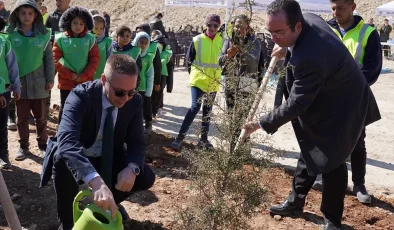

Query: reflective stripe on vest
[354,24,370,67]
[193,35,221,69]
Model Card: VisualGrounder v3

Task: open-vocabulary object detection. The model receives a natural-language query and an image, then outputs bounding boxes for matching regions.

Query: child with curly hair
[53,6,99,123]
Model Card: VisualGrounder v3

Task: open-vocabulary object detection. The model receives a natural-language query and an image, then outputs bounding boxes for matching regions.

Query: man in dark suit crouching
[243,0,380,229]
[40,54,155,230]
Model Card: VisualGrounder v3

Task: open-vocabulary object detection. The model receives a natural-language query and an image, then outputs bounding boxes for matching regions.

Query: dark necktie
[101,106,115,189]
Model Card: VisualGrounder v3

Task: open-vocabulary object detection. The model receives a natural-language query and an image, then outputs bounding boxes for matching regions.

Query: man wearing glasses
[242,0,380,229]
[40,55,155,230]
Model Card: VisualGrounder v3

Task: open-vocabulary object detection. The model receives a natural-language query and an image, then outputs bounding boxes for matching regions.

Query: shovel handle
[0,171,22,230]
[235,56,279,150]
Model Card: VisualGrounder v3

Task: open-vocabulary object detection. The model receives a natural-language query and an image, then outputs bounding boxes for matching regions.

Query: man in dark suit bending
[243,0,380,229]
[40,55,155,230]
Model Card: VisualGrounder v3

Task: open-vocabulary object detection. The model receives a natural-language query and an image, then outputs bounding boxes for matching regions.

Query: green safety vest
[113,46,141,61]
[158,44,172,76]
[190,33,223,93]
[94,37,113,80]
[55,32,96,74]
[148,42,158,56]
[0,34,10,84]
[139,52,155,92]
[0,77,5,94]
[7,30,51,78]
[331,20,374,67]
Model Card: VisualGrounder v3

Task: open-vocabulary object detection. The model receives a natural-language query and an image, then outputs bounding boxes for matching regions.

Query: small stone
[274,215,282,221]
[14,204,21,210]
[12,193,22,201]
[163,190,172,194]
[152,160,164,167]
[28,224,37,230]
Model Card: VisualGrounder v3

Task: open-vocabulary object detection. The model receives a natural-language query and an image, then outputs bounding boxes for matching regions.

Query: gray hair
[103,55,138,80]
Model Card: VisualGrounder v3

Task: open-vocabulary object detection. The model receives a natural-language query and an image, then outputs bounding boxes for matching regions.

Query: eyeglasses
[105,77,138,98]
[270,26,291,38]
[207,24,219,29]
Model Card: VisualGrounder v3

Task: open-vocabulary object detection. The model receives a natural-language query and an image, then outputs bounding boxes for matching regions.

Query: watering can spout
[72,190,123,230]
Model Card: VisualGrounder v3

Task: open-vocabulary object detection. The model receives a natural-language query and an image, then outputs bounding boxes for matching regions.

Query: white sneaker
[7,117,17,131]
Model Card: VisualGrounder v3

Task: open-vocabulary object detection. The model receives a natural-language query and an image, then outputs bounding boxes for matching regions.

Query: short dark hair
[266,0,304,32]
[104,55,138,80]
[329,0,354,4]
[157,13,163,18]
[116,25,132,36]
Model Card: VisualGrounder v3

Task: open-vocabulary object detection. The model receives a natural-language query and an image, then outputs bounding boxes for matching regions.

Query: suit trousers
[53,156,156,229]
[16,98,48,150]
[351,128,367,186]
[58,90,71,124]
[288,119,348,228]
[288,155,348,228]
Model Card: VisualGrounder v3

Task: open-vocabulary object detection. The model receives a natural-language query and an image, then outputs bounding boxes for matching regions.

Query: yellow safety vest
[190,33,223,93]
[331,20,375,67]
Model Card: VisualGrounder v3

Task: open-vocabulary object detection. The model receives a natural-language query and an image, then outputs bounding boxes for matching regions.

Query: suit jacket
[259,13,381,176]
[40,80,145,186]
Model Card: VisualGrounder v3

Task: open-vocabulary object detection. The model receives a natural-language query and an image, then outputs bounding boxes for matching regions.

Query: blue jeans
[178,86,216,140]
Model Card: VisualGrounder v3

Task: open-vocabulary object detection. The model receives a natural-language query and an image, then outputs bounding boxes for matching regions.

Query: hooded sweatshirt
[6,0,54,99]
[136,23,162,86]
[132,32,154,97]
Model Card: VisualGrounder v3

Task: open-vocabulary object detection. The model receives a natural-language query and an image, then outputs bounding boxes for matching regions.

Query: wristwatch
[127,163,140,176]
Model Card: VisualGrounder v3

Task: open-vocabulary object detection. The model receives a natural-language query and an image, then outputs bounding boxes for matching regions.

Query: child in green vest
[0,17,21,169]
[92,15,112,80]
[112,25,142,86]
[132,32,155,134]
[53,6,100,123]
[6,0,55,160]
[151,35,174,119]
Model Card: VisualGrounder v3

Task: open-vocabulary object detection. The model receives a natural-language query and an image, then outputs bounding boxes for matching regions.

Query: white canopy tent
[376,1,394,16]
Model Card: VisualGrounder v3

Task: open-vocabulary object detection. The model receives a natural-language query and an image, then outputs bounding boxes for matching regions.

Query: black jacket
[327,16,382,85]
[259,13,381,176]
[45,9,63,43]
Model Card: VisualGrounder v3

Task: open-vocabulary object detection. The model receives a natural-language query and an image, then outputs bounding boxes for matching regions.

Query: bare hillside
[3,0,393,32]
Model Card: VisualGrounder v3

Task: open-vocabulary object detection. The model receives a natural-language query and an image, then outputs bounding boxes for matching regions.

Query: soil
[0,109,393,230]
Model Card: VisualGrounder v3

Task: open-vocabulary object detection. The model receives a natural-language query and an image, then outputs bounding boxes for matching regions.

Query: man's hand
[242,121,262,139]
[13,92,21,101]
[227,47,239,58]
[115,167,136,193]
[154,84,161,92]
[271,44,287,59]
[45,82,54,91]
[88,177,117,219]
[0,96,6,108]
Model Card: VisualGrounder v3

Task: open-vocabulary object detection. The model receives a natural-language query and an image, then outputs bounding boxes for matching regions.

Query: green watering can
[72,190,123,230]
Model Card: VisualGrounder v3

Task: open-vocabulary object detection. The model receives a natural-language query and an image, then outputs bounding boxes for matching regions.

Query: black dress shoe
[269,199,303,216]
[117,204,130,221]
[323,219,340,230]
